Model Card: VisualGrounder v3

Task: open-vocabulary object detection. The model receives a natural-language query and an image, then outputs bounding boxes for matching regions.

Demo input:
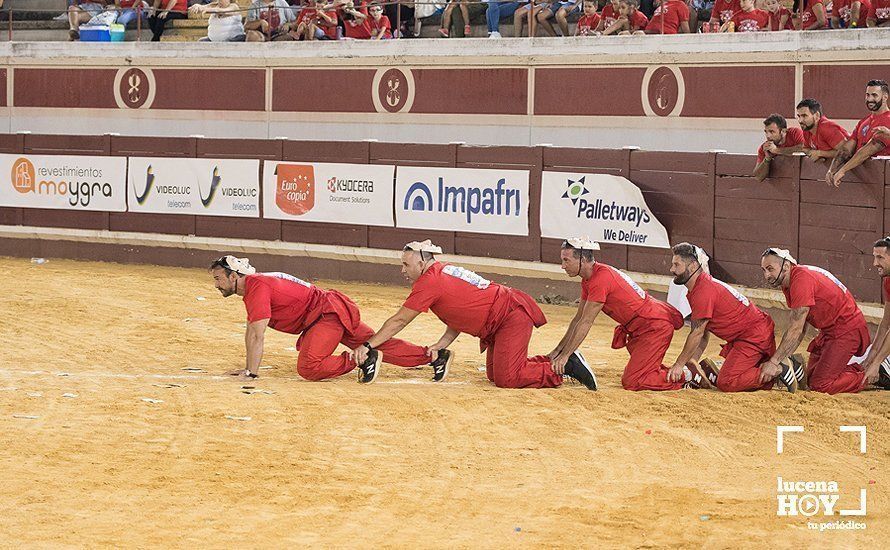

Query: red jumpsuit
[687,273,776,392]
[583,262,684,391]
[243,273,430,381]
[782,265,868,394]
[402,262,561,389]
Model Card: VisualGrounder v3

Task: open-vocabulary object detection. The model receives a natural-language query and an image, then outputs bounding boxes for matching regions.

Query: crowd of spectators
[55,0,890,41]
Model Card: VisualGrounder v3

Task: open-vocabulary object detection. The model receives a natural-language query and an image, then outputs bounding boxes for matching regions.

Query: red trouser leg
[487,308,562,389]
[807,331,867,395]
[296,313,352,381]
[715,340,773,392]
[621,319,683,391]
[343,322,431,368]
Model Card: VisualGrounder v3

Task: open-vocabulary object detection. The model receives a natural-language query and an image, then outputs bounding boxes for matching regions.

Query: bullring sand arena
[0,257,886,547]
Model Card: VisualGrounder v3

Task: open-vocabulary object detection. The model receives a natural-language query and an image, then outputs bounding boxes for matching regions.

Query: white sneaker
[488,31,502,38]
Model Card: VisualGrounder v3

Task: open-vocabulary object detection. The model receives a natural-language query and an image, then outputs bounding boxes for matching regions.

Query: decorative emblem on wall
[372,68,415,114]
[113,67,156,109]
[641,66,685,117]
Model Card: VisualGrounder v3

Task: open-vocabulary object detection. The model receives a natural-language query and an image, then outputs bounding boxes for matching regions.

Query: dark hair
[796,98,822,115]
[671,242,699,263]
[402,246,435,262]
[875,237,890,249]
[209,256,237,276]
[560,241,595,262]
[867,79,890,95]
[763,114,787,129]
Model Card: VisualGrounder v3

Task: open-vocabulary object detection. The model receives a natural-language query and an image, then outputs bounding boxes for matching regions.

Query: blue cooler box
[110,24,125,42]
[79,25,111,42]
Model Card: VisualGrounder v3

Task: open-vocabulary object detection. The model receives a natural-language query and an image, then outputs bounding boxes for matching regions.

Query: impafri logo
[403,177,521,224]
[10,156,112,208]
[274,163,314,216]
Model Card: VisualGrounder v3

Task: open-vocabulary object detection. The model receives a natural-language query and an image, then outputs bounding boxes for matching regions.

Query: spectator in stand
[828,80,890,187]
[190,0,248,41]
[687,0,713,31]
[644,0,691,33]
[796,98,851,161]
[574,0,600,34]
[68,1,107,41]
[342,0,372,38]
[514,0,551,37]
[245,0,298,40]
[720,0,769,31]
[764,0,793,29]
[709,0,739,26]
[595,0,621,32]
[867,0,890,26]
[537,1,582,36]
[831,0,870,27]
[148,0,189,41]
[294,0,337,39]
[753,113,805,182]
[439,0,472,37]
[115,1,149,29]
[604,0,649,34]
[383,0,413,37]
[485,1,521,37]
[368,2,392,38]
[798,0,827,29]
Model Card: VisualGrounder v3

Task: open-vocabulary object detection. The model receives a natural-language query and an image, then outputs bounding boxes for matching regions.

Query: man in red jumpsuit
[760,248,869,394]
[210,255,446,383]
[551,237,702,391]
[667,242,798,392]
[845,237,890,389]
[352,240,598,390]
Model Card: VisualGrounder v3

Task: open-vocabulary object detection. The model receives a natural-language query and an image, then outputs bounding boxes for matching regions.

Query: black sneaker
[564,351,597,391]
[698,358,720,387]
[357,348,381,384]
[877,358,890,390]
[682,369,707,389]
[789,353,807,390]
[776,361,798,393]
[430,349,453,382]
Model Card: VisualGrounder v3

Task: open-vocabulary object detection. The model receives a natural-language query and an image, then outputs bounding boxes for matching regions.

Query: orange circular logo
[11,158,35,194]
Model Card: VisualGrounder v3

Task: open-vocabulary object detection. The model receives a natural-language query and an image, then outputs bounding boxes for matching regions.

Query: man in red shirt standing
[353,241,598,390]
[856,237,890,389]
[760,248,869,394]
[667,243,798,392]
[644,0,690,33]
[829,80,890,187]
[210,255,445,383]
[796,98,851,161]
[753,113,806,182]
[552,237,701,391]
[867,0,890,26]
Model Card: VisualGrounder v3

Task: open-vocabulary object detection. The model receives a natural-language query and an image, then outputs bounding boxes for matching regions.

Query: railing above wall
[0,133,887,303]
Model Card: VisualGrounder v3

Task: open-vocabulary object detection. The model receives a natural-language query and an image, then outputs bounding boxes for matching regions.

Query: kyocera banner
[395,166,529,236]
[127,157,260,217]
[540,172,669,248]
[262,161,395,227]
[0,153,126,211]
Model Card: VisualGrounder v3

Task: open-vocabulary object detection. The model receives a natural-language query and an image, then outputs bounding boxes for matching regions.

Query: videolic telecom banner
[127,157,260,217]
[262,161,395,227]
[395,166,529,236]
[0,153,126,211]
[540,172,669,248]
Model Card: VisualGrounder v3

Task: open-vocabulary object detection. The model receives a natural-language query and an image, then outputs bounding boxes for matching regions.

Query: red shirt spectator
[834,0,871,27]
[802,116,850,151]
[782,265,864,337]
[800,0,828,28]
[600,1,620,28]
[645,0,689,33]
[757,127,805,162]
[729,7,770,30]
[766,3,795,30]
[343,2,373,38]
[627,8,650,30]
[869,0,890,24]
[712,0,741,23]
[368,12,391,38]
[577,13,601,34]
[853,111,890,157]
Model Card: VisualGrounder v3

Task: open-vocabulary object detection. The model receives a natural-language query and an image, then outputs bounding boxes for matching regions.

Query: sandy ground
[0,257,886,548]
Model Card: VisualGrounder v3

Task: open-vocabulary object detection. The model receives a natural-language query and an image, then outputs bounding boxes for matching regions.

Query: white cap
[563,236,601,251]
[692,245,709,265]
[218,255,256,275]
[765,247,797,264]
[404,239,443,254]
